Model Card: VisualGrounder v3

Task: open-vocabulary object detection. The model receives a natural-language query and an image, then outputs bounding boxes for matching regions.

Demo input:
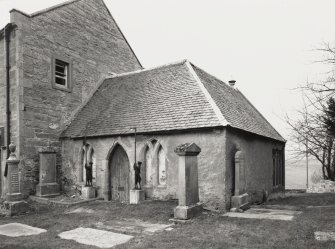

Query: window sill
[52,83,72,92]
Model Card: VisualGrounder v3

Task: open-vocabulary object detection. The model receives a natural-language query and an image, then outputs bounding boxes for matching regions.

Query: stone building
[0,0,285,210]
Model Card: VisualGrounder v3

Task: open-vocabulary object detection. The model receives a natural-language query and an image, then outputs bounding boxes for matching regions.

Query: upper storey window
[52,56,72,92]
[55,59,68,87]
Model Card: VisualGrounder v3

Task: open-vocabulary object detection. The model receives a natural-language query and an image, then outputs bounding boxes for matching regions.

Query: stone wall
[307,180,335,193]
[61,129,226,209]
[224,127,285,209]
[8,0,142,196]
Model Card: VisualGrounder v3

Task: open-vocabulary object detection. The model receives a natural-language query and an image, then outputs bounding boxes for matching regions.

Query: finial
[8,142,17,159]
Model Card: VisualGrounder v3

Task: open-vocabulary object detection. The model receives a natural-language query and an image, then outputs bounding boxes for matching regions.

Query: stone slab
[174,203,203,220]
[94,219,173,234]
[0,223,46,237]
[66,207,95,214]
[58,227,133,248]
[81,186,96,199]
[314,231,335,241]
[130,190,145,204]
[223,208,302,221]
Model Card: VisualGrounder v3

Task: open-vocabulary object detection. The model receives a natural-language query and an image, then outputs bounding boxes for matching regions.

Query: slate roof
[192,64,285,142]
[62,60,285,142]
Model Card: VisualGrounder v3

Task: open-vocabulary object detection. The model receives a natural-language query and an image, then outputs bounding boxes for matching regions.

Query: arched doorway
[109,144,130,202]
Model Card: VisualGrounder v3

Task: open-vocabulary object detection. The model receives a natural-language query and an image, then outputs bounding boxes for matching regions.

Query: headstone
[5,143,29,216]
[36,148,60,197]
[231,151,249,211]
[130,189,145,204]
[173,143,202,220]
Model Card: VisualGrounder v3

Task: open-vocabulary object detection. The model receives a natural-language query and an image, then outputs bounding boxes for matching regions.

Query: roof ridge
[190,63,230,87]
[185,61,229,126]
[235,88,286,141]
[30,0,81,17]
[106,59,188,79]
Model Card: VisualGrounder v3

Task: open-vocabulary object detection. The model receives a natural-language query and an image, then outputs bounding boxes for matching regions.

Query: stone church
[0,0,285,210]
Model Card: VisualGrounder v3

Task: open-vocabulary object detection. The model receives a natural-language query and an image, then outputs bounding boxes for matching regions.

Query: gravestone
[5,143,29,216]
[36,148,60,197]
[231,151,249,211]
[174,143,202,220]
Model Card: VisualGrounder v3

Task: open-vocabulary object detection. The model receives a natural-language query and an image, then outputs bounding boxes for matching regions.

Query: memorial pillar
[5,143,29,216]
[174,143,202,220]
[6,143,22,202]
[231,150,249,211]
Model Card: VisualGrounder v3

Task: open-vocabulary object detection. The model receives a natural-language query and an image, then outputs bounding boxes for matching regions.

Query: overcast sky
[1,0,335,154]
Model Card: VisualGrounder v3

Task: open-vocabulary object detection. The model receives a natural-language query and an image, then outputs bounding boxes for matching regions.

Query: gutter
[4,23,14,176]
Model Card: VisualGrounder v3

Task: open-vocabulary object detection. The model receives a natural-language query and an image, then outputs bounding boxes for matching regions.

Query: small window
[55,59,68,87]
[52,56,72,92]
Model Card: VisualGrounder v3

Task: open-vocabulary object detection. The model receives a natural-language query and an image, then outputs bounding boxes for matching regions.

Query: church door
[109,145,130,202]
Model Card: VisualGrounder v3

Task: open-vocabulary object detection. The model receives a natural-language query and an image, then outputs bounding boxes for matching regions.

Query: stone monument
[82,161,96,199]
[174,143,202,220]
[230,150,249,211]
[35,148,60,197]
[5,143,29,216]
[130,161,145,204]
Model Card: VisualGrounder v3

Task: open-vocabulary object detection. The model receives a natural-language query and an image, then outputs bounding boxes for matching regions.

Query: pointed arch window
[158,146,166,186]
[145,146,153,186]
[81,144,97,184]
[143,139,167,187]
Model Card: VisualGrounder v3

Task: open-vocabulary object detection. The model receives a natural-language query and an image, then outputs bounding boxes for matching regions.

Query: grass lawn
[0,194,335,249]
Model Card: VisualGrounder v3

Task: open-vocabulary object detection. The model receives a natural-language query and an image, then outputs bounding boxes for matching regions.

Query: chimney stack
[228,80,236,87]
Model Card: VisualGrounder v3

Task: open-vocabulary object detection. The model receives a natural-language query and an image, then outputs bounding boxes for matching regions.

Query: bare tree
[287,44,335,181]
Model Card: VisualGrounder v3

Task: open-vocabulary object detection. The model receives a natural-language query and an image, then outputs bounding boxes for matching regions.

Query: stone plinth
[130,190,145,204]
[5,201,30,216]
[174,203,203,220]
[174,143,202,220]
[36,151,59,197]
[231,193,249,211]
[36,183,60,197]
[81,186,96,199]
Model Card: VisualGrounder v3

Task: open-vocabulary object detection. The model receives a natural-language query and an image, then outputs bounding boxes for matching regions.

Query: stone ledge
[29,196,103,207]
[4,201,30,216]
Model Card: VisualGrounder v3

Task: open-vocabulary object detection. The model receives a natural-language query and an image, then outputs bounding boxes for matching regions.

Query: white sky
[1,0,334,154]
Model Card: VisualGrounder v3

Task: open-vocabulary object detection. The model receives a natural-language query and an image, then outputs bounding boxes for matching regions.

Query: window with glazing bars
[55,59,68,87]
